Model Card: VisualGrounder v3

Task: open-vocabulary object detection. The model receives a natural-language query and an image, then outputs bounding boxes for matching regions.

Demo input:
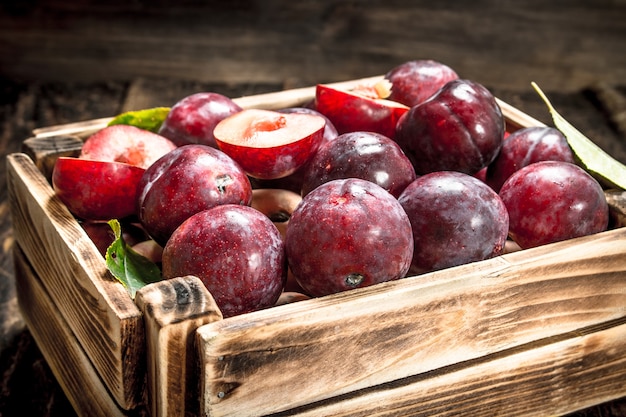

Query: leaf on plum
[105,219,163,298]
[532,82,626,190]
[107,107,170,133]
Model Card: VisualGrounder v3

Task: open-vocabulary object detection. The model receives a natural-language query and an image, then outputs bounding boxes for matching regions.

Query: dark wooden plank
[0,1,624,93]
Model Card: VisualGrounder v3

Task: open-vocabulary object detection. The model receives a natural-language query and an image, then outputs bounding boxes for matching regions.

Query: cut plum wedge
[314,81,409,139]
[52,124,178,221]
[80,124,177,169]
[53,157,145,220]
[214,108,325,179]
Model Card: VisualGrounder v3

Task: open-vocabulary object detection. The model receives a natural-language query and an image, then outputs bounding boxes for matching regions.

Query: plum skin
[301,131,417,198]
[52,157,146,221]
[394,79,505,176]
[385,59,459,107]
[162,204,286,318]
[285,178,414,297]
[314,83,409,140]
[485,126,575,192]
[136,144,252,247]
[499,161,609,249]
[158,92,242,148]
[398,171,509,274]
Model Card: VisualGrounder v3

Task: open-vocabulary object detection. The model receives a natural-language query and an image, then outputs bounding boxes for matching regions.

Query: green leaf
[107,107,171,133]
[532,82,626,190]
[105,219,163,298]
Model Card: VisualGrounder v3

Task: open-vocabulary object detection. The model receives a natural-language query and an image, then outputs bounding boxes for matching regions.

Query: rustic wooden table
[1,1,625,416]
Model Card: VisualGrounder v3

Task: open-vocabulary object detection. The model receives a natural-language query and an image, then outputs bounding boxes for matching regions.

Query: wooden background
[0,1,625,416]
[1,0,625,92]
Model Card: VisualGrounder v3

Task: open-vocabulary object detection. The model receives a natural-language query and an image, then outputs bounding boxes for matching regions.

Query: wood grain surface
[196,228,626,416]
[1,1,624,93]
[1,1,626,416]
[7,153,146,409]
[135,276,223,417]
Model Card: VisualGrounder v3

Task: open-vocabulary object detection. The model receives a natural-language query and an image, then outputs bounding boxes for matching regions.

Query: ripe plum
[314,82,409,139]
[395,79,505,175]
[301,131,417,198]
[499,161,609,249]
[214,108,325,179]
[285,178,413,297]
[158,92,242,147]
[136,144,252,246]
[251,106,340,192]
[162,204,286,318]
[486,126,575,192]
[54,124,178,220]
[398,171,509,274]
[53,157,146,221]
[385,59,459,107]
[79,124,177,169]
[278,107,339,146]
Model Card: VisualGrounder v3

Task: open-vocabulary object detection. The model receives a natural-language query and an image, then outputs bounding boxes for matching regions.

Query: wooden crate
[7,76,626,417]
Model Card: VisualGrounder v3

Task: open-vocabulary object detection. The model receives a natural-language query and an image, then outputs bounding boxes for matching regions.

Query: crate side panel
[197,227,626,416]
[6,153,145,409]
[271,320,626,417]
[13,245,143,417]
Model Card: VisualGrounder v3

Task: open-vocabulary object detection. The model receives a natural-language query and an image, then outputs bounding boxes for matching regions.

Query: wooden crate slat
[6,153,145,409]
[21,134,84,182]
[13,245,141,417]
[135,276,223,417]
[264,319,626,417]
[196,227,626,416]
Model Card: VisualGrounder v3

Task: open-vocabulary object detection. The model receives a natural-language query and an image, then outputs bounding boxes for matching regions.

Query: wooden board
[1,1,625,94]
[135,276,223,417]
[196,227,626,416]
[12,245,141,417]
[6,153,145,410]
[256,321,626,416]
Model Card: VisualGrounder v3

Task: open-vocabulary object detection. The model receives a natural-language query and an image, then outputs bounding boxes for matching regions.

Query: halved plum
[314,80,409,139]
[80,124,177,169]
[213,108,325,179]
[53,157,145,220]
[53,123,177,221]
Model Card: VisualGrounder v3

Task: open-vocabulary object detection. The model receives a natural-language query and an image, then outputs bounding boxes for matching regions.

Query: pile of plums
[52,60,610,317]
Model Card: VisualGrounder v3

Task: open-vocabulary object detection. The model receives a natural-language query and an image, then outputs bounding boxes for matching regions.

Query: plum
[300,131,417,198]
[278,106,339,146]
[214,108,326,179]
[398,171,509,274]
[53,157,146,220]
[80,124,177,169]
[53,124,178,221]
[314,81,409,139]
[485,126,575,192]
[499,161,609,249]
[385,59,459,107]
[136,144,252,246]
[162,204,286,318]
[395,79,505,175]
[251,107,340,192]
[158,92,242,147]
[250,188,302,240]
[285,178,413,297]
